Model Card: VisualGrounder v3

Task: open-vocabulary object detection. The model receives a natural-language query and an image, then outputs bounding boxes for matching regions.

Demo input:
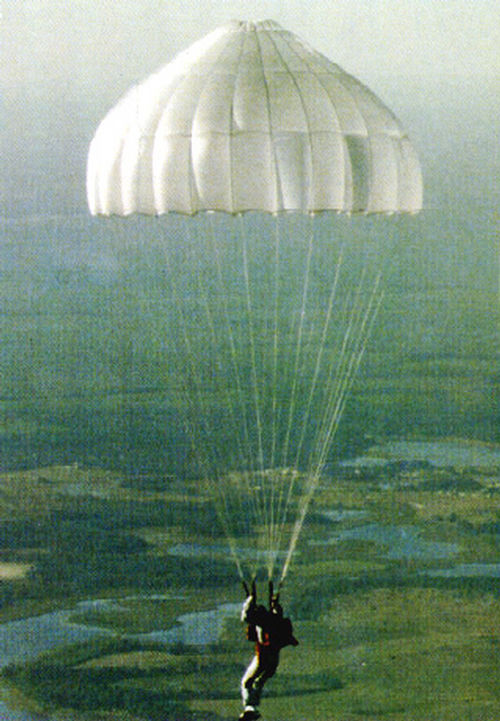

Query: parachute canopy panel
[87,19,423,216]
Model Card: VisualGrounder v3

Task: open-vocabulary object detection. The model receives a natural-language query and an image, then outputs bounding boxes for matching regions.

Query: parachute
[87,20,422,584]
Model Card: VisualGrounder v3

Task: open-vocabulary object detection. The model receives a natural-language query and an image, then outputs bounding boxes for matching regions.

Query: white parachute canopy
[87,19,422,217]
[87,20,422,584]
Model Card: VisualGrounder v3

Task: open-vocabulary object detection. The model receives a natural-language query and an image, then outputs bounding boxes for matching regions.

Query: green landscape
[1,209,498,721]
[1,440,499,721]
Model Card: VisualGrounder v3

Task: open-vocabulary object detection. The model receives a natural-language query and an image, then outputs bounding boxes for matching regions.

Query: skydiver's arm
[241,594,255,622]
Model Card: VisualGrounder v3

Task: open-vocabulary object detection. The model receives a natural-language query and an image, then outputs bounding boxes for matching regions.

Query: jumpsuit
[240,595,298,713]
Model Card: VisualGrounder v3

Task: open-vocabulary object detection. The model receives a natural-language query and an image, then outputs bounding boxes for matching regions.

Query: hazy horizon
[1,2,498,473]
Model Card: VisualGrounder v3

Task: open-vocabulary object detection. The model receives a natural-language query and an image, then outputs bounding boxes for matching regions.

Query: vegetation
[0,444,499,720]
[0,468,233,613]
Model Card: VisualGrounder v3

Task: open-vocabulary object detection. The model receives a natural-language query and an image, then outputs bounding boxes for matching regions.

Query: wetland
[0,439,499,720]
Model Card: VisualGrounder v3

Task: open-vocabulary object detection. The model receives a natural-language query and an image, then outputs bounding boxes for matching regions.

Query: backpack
[274,617,296,648]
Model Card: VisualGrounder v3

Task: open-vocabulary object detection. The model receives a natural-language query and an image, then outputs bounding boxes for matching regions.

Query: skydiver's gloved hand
[241,580,256,621]
[242,580,257,600]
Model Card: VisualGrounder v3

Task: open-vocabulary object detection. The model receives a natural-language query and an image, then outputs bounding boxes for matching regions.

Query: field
[1,442,499,721]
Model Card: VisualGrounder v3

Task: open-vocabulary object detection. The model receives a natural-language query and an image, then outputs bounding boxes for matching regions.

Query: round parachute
[87,19,422,583]
[87,19,422,216]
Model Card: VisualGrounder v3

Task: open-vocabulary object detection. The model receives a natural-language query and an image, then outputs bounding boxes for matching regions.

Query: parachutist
[239,582,298,720]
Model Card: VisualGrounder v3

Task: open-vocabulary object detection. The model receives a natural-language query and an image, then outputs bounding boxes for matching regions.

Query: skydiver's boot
[239,706,261,720]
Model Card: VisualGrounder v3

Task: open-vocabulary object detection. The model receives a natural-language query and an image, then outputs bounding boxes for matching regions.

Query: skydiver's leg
[250,653,280,708]
[241,654,261,709]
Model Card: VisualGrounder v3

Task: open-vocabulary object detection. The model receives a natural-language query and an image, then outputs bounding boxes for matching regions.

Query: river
[0,597,240,721]
[2,438,498,719]
[342,439,500,469]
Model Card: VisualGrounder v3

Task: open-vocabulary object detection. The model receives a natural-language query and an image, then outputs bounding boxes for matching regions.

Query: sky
[2,0,499,216]
[4,0,500,93]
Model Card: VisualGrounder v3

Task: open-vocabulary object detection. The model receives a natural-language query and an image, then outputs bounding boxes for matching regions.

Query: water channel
[311,523,461,560]
[0,597,240,721]
[342,439,500,469]
[2,439,498,719]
